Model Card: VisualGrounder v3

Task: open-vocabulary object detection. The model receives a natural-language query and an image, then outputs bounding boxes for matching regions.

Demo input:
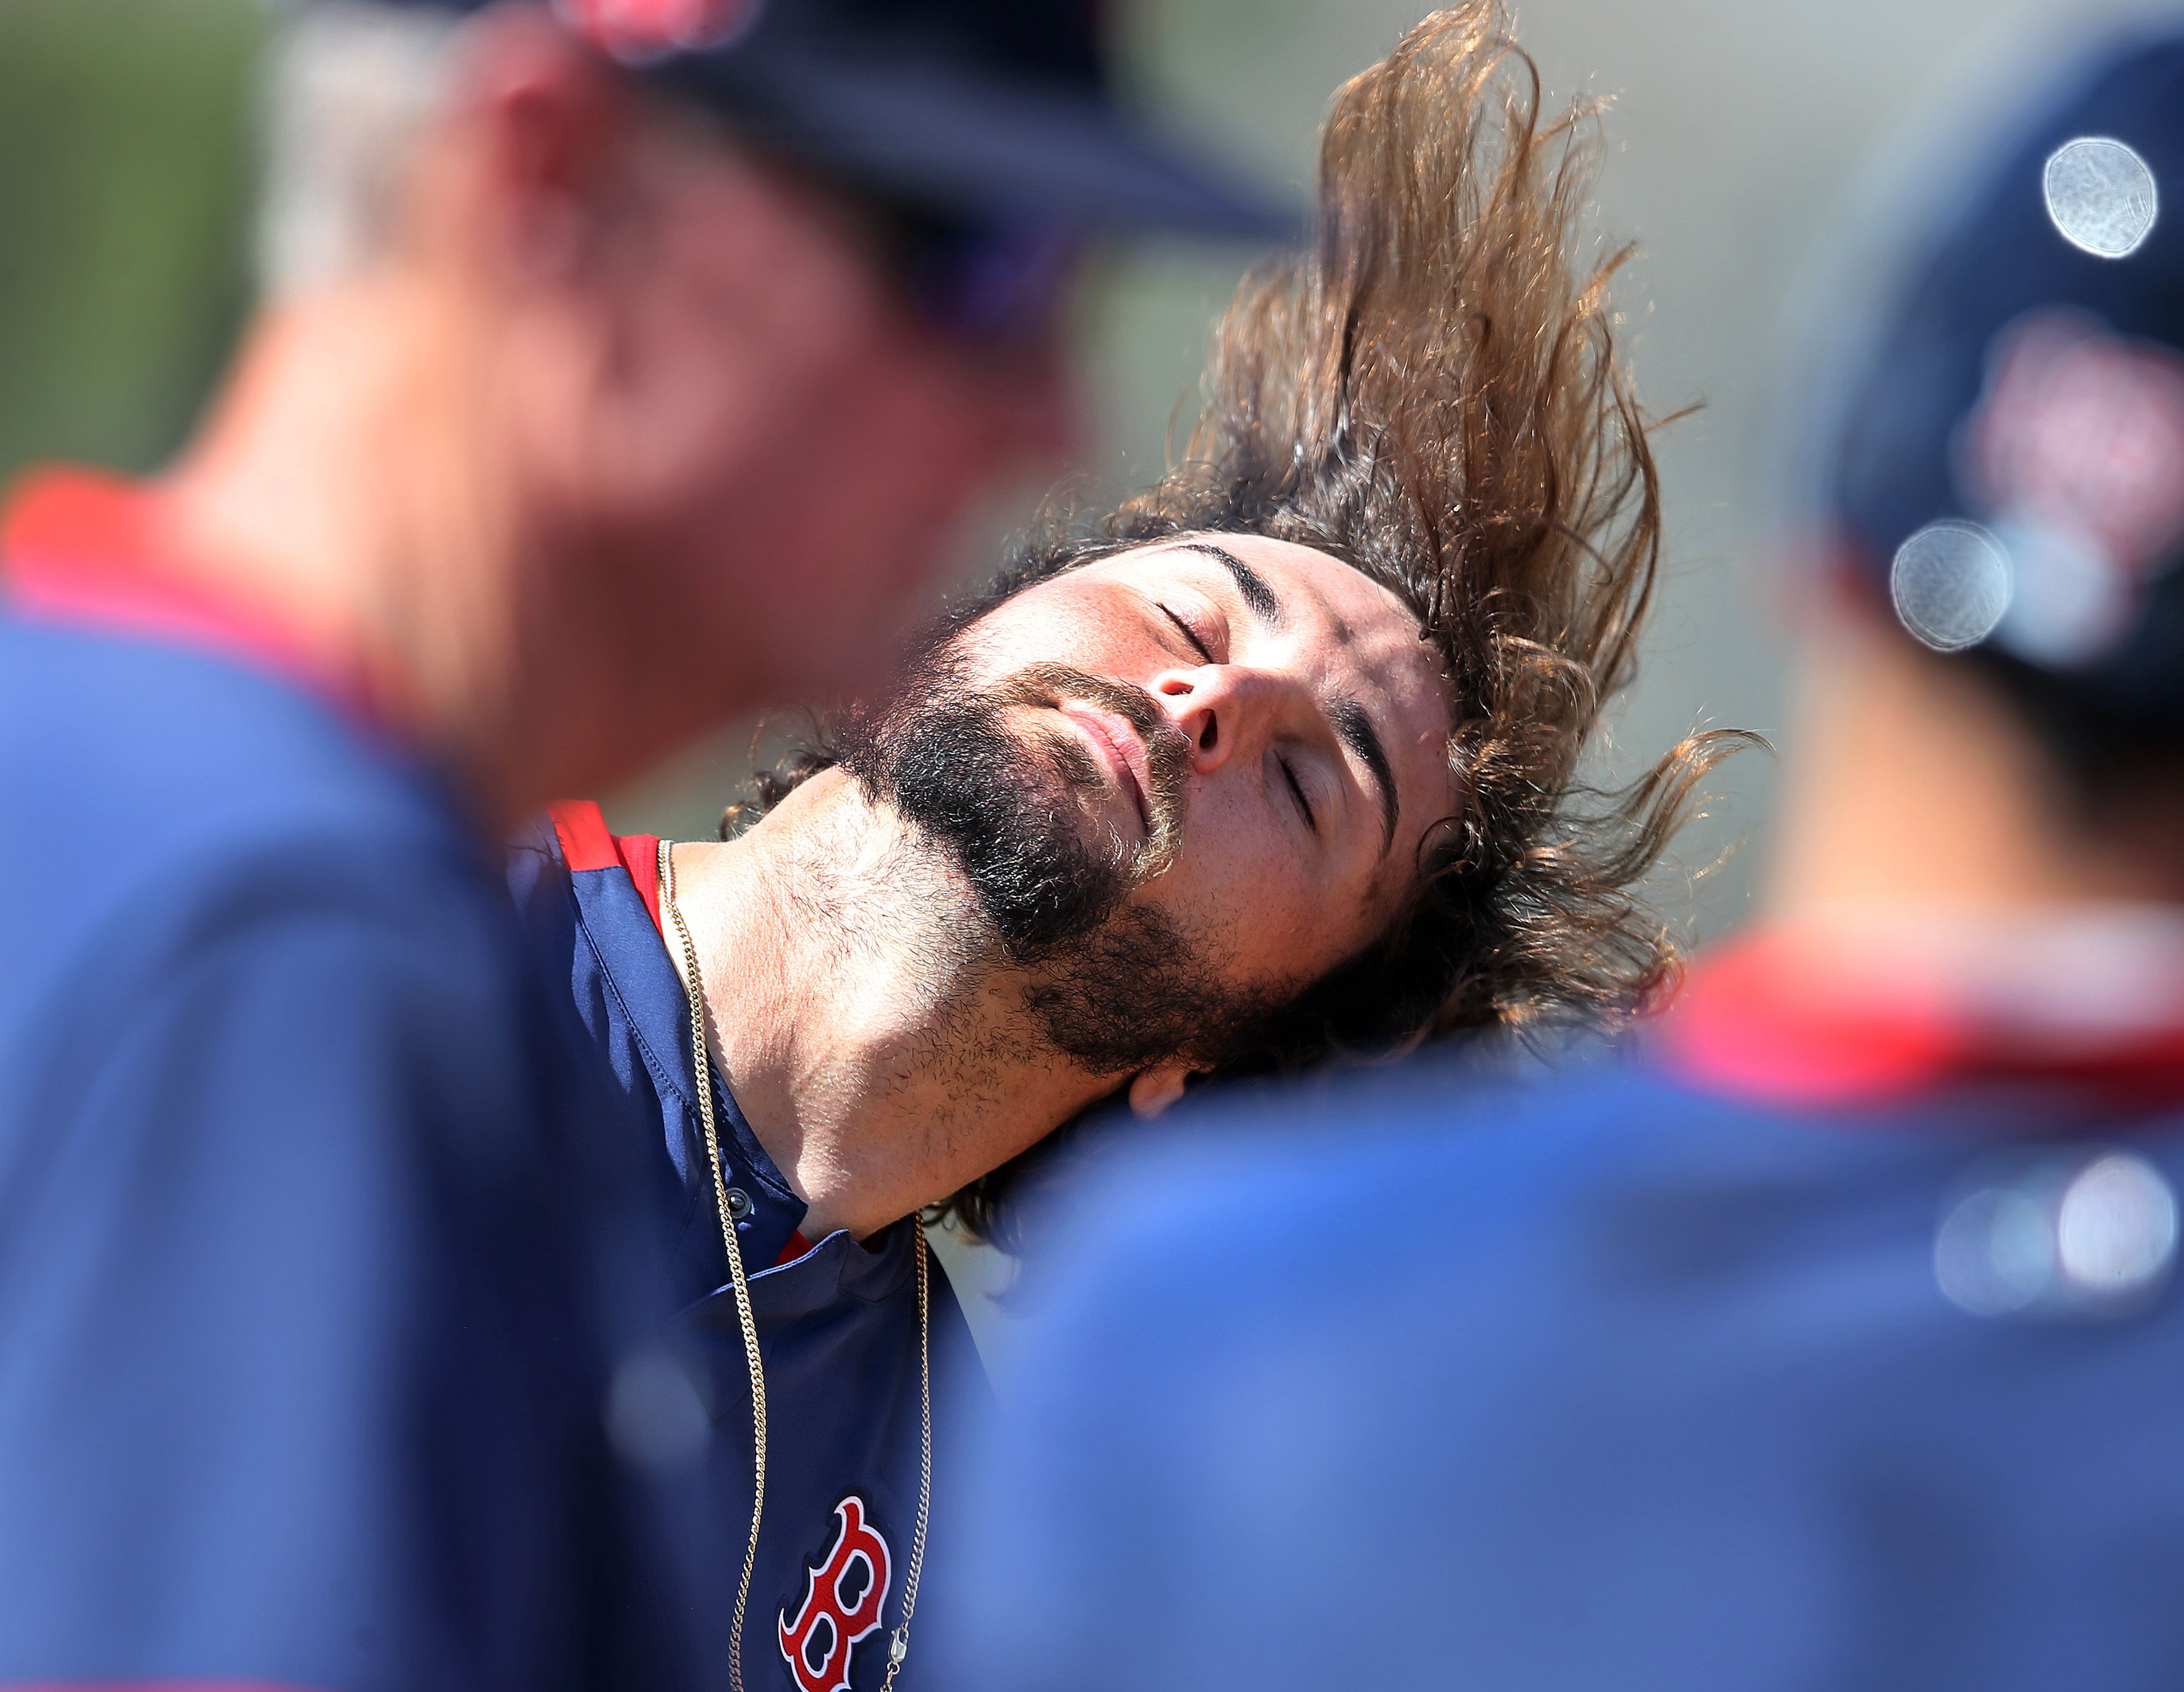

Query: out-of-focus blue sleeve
[927,1133,1355,1692]
[936,1056,2184,1692]
[0,902,606,1692]
[925,1071,1558,1692]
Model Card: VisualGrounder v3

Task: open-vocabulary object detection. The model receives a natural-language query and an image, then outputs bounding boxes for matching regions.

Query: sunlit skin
[1696,563,2184,1055]
[1774,580,2184,924]
[151,6,1072,827]
[669,533,1459,1239]
[956,535,1458,1004]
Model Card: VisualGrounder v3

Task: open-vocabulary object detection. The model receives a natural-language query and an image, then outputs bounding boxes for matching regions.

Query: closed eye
[1157,602,1215,662]
[1278,755,1318,832]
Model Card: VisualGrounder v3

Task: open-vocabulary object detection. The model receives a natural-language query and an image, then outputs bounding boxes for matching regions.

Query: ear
[437,7,637,284]
[1126,1062,1196,1120]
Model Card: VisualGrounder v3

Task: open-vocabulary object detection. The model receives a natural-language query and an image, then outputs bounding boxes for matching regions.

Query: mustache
[978,662,1193,883]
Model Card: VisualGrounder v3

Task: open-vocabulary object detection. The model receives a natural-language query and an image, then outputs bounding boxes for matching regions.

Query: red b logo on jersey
[555,0,760,61]
[778,1495,893,1692]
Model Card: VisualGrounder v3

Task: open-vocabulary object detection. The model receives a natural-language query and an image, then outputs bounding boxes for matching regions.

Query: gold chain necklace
[658,840,933,1692]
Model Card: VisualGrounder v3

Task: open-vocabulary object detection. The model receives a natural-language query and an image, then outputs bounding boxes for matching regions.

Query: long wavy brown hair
[734,2,1750,1249]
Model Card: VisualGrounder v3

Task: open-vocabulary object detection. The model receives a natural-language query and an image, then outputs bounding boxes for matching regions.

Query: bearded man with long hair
[936,21,2184,1692]
[511,7,1736,1688]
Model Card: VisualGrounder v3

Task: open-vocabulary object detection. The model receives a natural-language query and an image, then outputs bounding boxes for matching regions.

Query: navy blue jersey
[935,933,2184,1692]
[0,470,725,1692]
[507,801,988,1692]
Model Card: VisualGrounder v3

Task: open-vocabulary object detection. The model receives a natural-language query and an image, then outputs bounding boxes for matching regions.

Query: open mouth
[1056,701,1153,837]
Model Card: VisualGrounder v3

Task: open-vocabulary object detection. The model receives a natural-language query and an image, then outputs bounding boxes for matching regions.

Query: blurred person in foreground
[933,23,2184,1692]
[512,6,1734,1687]
[0,0,1282,1686]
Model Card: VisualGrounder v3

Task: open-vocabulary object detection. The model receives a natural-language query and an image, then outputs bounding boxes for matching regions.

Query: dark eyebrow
[1333,696,1399,854]
[1174,540,1282,626]
[1169,540,1395,852]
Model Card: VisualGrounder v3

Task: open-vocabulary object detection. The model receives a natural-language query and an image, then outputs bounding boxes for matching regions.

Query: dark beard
[1015,900,1285,1076]
[837,652,1184,961]
[835,648,1273,1075]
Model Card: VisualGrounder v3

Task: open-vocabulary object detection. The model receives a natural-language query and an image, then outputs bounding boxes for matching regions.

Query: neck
[151,283,661,832]
[1768,608,2184,935]
[155,287,523,821]
[668,770,1114,1241]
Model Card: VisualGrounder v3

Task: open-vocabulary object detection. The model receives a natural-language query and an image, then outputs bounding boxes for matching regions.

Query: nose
[1154,663,1300,774]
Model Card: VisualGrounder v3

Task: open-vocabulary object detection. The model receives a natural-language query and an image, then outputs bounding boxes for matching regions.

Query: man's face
[560,134,1076,706]
[436,18,1075,777]
[839,534,1457,1077]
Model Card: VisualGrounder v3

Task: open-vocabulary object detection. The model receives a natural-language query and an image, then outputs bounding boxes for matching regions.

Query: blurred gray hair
[257,1,466,297]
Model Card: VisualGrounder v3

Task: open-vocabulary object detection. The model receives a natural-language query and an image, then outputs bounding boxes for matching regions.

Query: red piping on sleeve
[618,832,664,934]
[545,800,663,933]
[1663,932,2184,1112]
[547,799,621,873]
[4,467,388,737]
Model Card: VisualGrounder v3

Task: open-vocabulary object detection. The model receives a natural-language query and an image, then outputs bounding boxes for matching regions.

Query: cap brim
[653,47,1301,242]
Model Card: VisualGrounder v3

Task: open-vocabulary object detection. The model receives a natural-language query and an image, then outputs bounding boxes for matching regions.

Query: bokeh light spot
[1936,1186,2056,1315]
[1890,520,2012,652]
[2056,1153,2177,1297]
[1937,1152,2177,1320]
[2043,136,2158,258]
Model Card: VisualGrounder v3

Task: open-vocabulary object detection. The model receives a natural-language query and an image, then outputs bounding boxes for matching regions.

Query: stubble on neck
[679,770,1114,1239]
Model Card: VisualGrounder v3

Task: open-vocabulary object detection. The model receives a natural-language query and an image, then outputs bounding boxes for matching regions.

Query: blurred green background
[0,0,259,489]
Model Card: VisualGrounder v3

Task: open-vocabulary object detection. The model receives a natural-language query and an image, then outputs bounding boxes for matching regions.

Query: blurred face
[838,534,1457,1075]
[426,15,1074,774]
[540,127,1076,704]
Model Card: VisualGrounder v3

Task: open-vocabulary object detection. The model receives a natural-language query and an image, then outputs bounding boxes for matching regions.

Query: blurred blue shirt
[935,934,2184,1692]
[0,470,725,1692]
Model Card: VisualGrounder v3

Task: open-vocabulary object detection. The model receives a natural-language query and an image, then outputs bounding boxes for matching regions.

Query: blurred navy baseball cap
[1820,26,2184,739]
[375,0,1295,240]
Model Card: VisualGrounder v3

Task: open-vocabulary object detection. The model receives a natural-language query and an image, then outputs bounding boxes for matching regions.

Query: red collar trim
[1664,929,2184,1112]
[547,799,663,932]
[2,467,386,734]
